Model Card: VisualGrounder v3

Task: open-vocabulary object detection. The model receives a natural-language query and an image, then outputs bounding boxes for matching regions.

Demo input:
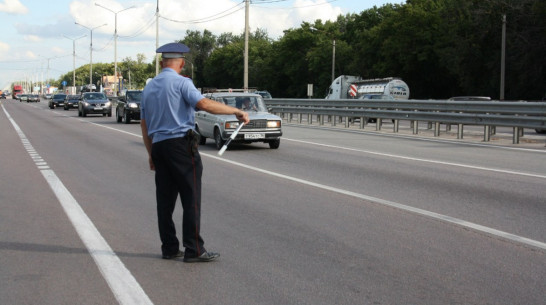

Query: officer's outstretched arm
[196,98,249,124]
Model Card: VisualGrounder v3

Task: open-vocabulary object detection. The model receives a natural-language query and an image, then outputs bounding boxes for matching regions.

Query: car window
[126,91,142,102]
[85,93,106,100]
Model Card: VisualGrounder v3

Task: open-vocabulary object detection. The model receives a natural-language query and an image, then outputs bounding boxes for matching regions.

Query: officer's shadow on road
[0,241,159,259]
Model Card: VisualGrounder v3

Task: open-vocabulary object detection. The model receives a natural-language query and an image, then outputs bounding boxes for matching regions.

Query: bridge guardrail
[264,98,546,144]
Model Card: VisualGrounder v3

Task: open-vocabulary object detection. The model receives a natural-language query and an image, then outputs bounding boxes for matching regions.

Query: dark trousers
[151,136,205,257]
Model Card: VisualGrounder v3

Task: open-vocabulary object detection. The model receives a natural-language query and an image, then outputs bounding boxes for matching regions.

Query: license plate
[94,107,103,110]
[244,133,265,139]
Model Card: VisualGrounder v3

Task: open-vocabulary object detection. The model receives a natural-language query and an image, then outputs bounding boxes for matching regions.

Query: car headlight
[225,121,240,129]
[128,102,138,108]
[83,102,89,106]
[105,101,111,107]
[267,120,281,128]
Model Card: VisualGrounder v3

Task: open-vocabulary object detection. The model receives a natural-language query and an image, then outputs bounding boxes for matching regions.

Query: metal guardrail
[264,98,546,144]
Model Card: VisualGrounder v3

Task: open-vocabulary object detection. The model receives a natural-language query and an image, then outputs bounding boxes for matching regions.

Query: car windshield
[84,93,106,100]
[126,91,142,102]
[67,95,79,100]
[219,96,267,112]
[54,95,66,99]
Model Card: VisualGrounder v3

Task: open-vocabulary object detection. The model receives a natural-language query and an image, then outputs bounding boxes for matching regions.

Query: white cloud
[0,0,28,14]
[0,41,9,52]
[24,35,41,42]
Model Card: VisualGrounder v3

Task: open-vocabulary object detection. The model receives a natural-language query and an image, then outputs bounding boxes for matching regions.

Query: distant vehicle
[12,85,23,99]
[80,84,97,93]
[18,94,29,102]
[448,96,492,101]
[64,95,80,110]
[0,92,6,99]
[326,75,410,100]
[256,90,272,99]
[28,94,40,103]
[44,94,52,99]
[49,94,67,109]
[195,92,282,150]
[78,92,112,117]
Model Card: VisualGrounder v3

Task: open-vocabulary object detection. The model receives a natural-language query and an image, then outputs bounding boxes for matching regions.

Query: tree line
[55,0,544,100]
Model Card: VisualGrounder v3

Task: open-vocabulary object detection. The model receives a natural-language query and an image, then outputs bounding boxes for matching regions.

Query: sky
[0,0,402,90]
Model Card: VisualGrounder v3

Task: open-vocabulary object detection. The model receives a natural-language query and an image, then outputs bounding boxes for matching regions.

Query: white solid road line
[2,104,153,305]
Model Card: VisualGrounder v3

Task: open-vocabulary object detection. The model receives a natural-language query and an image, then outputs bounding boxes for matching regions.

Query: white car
[195,92,282,150]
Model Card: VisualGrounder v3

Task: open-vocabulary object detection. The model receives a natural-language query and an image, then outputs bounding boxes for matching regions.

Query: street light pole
[75,22,107,89]
[95,3,135,96]
[310,27,336,82]
[62,34,86,87]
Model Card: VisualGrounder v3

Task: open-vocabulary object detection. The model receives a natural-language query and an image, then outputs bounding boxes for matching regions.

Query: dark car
[49,94,67,109]
[64,95,80,110]
[28,94,40,103]
[0,93,6,99]
[78,92,112,117]
[116,90,142,124]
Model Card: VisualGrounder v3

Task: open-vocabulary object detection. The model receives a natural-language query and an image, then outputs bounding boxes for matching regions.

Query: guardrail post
[512,127,520,144]
[308,114,312,124]
[345,117,350,128]
[427,122,432,129]
[413,120,419,134]
[320,115,324,125]
[360,117,365,129]
[376,118,382,131]
[457,124,464,139]
[332,115,336,126]
[434,122,440,137]
[393,119,399,132]
[484,126,491,142]
[446,124,451,132]
[298,113,302,124]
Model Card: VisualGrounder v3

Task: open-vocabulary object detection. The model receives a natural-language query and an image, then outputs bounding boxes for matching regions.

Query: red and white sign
[349,84,357,97]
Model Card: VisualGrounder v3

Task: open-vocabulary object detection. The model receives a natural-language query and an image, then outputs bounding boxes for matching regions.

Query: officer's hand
[236,110,250,124]
[148,157,155,171]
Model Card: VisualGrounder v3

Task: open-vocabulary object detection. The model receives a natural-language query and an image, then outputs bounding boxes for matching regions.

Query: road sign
[349,84,357,97]
[62,81,67,87]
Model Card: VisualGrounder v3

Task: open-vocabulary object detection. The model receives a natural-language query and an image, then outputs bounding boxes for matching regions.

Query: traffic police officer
[141,42,249,262]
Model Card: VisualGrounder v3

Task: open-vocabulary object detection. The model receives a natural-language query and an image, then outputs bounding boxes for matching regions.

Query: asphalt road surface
[1,99,545,305]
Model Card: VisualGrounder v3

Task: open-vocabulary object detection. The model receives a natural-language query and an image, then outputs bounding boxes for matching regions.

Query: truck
[12,84,23,99]
[325,75,410,100]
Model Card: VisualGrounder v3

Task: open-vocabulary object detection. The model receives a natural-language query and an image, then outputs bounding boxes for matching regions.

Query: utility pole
[63,34,86,87]
[500,14,506,100]
[244,0,249,91]
[95,3,135,96]
[75,22,107,87]
[155,0,160,75]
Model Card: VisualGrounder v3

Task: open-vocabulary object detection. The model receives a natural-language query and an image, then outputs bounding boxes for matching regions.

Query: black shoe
[162,250,184,260]
[183,251,220,263]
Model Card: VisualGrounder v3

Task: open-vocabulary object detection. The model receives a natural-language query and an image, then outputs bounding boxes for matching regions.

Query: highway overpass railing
[264,98,546,144]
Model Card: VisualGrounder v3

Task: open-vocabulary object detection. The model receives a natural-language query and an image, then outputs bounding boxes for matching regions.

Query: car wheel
[82,110,87,117]
[124,112,130,124]
[214,129,225,150]
[116,110,122,122]
[78,108,81,117]
[268,139,280,149]
[107,111,112,117]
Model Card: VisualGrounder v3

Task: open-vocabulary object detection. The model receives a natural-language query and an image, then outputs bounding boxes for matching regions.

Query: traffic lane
[190,157,546,305]
[5,102,545,304]
[284,124,546,176]
[0,102,117,304]
[198,133,546,244]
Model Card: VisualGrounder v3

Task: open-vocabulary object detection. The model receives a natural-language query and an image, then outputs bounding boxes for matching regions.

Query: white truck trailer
[326,75,410,100]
